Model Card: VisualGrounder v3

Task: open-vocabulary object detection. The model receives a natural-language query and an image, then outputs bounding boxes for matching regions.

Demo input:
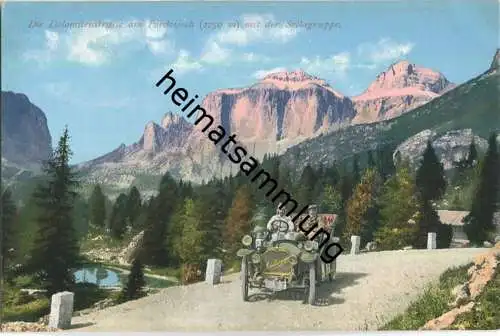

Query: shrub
[73,283,108,311]
[181,264,201,285]
[2,298,50,322]
[374,225,418,250]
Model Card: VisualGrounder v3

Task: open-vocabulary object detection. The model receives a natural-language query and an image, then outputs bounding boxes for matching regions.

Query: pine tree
[89,184,106,228]
[367,150,376,168]
[109,193,128,239]
[374,164,419,250]
[224,185,253,258]
[320,185,342,213]
[295,165,317,205]
[414,141,447,248]
[196,182,229,260]
[464,132,499,244]
[416,141,447,201]
[174,198,208,284]
[27,127,81,295]
[453,140,478,186]
[119,257,146,302]
[352,154,361,184]
[345,168,381,244]
[466,139,478,167]
[139,173,179,266]
[413,198,445,248]
[1,187,18,278]
[126,186,142,229]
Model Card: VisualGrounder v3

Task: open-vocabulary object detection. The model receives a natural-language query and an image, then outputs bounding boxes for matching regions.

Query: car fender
[237,248,254,257]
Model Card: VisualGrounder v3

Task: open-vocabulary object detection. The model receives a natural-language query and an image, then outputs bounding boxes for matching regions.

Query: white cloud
[198,13,299,65]
[200,41,231,64]
[242,52,272,63]
[22,30,60,65]
[45,30,59,51]
[253,67,287,79]
[300,51,351,76]
[170,50,203,75]
[146,39,174,56]
[358,38,414,64]
[24,20,174,67]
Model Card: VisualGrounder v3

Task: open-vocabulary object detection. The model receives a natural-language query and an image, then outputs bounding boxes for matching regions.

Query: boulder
[117,230,145,265]
[483,241,493,248]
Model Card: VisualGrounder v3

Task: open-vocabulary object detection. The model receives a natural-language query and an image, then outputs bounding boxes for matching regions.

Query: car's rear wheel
[241,256,249,302]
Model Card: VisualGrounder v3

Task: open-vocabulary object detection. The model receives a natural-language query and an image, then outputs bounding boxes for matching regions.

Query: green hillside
[282,71,499,173]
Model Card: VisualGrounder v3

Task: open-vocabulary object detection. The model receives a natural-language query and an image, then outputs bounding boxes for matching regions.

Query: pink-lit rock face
[352,61,455,124]
[205,70,354,144]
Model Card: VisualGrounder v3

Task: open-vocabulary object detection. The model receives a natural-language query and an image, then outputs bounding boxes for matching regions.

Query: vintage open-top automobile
[236,205,339,305]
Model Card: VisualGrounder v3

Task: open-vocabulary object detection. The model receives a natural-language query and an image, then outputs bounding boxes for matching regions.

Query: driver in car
[266,203,294,241]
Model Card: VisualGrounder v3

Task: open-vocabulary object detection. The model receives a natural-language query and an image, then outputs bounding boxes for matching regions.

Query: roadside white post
[205,259,222,285]
[427,232,437,250]
[48,291,74,329]
[350,235,361,255]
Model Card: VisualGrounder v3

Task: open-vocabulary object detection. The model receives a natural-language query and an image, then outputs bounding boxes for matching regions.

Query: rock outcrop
[1,91,52,167]
[1,322,60,332]
[352,61,455,124]
[393,129,488,170]
[420,248,499,330]
[118,230,145,265]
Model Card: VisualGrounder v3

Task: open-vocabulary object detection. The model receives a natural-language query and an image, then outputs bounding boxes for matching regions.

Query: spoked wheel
[241,256,249,302]
[302,279,309,304]
[303,262,316,305]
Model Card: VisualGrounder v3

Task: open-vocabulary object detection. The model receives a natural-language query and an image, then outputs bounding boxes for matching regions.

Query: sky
[2,0,498,164]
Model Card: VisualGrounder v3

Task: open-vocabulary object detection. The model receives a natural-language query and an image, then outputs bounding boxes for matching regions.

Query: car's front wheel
[303,262,316,305]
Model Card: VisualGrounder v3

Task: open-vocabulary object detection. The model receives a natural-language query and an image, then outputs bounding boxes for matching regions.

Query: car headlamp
[242,235,253,246]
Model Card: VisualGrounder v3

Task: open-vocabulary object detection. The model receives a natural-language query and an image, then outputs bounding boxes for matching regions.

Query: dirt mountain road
[71,248,488,331]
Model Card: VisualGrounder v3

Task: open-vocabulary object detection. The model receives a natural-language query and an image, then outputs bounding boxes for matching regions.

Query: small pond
[74,267,121,287]
[74,266,176,288]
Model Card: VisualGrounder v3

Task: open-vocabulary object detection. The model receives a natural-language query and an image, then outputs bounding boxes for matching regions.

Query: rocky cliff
[79,70,358,186]
[1,91,52,170]
[393,129,489,170]
[78,61,461,192]
[352,61,455,124]
[281,52,499,175]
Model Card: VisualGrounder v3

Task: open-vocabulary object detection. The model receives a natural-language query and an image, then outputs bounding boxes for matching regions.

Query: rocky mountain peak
[257,69,343,97]
[161,112,187,129]
[351,60,455,124]
[262,69,322,83]
[1,91,52,166]
[363,60,452,95]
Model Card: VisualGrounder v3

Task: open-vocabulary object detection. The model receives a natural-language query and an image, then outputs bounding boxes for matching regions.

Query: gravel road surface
[71,248,488,331]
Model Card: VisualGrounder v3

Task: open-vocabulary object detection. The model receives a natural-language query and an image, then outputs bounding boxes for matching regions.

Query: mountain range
[75,59,457,192]
[2,50,498,197]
